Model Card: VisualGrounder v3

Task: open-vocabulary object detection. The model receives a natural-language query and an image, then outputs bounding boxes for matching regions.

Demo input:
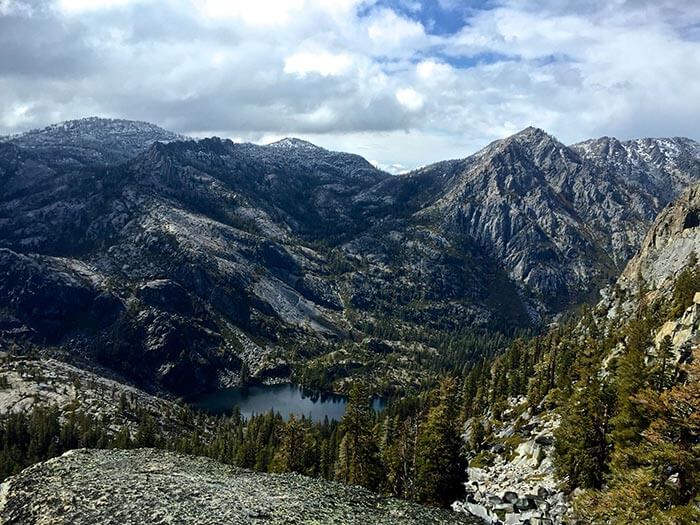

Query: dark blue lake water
[192,383,386,422]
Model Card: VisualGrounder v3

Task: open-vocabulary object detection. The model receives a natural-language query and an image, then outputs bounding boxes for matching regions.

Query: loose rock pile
[454,482,568,525]
[454,409,570,525]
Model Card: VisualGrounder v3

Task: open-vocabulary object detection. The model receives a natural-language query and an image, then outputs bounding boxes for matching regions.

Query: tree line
[0,378,466,508]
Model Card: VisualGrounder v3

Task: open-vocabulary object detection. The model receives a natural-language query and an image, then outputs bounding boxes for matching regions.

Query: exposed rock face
[620,183,700,289]
[611,183,700,377]
[0,249,124,342]
[0,118,698,396]
[0,353,187,435]
[0,448,479,525]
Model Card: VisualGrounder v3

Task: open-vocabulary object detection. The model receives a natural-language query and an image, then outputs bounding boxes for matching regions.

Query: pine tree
[577,348,700,524]
[651,335,675,391]
[415,378,466,507]
[554,375,611,490]
[134,413,159,448]
[382,415,418,500]
[636,348,700,507]
[335,382,381,490]
[609,315,652,472]
[270,415,310,474]
[467,416,486,453]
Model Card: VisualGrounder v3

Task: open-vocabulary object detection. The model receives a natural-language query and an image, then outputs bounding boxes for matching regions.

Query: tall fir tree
[415,377,466,507]
[335,382,381,490]
[554,374,612,490]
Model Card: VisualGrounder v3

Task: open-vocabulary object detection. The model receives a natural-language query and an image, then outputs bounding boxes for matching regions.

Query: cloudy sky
[1,0,699,172]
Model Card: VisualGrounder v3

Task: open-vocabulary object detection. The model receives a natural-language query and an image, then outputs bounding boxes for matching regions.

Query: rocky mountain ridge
[572,135,700,203]
[410,127,698,314]
[0,118,698,396]
[2,117,186,167]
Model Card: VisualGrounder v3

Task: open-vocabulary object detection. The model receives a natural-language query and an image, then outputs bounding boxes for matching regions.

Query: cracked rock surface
[0,449,480,525]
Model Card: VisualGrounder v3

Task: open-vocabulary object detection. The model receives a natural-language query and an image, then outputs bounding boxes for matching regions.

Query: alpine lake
[191,383,386,422]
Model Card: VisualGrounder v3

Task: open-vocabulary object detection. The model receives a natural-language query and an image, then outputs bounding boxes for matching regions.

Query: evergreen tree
[577,348,700,524]
[415,378,466,507]
[651,335,675,391]
[554,375,611,490]
[335,383,381,490]
[609,315,652,472]
[270,415,310,474]
[382,415,418,500]
[134,413,159,448]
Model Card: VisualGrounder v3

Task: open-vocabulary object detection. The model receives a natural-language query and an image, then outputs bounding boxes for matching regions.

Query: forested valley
[3,262,699,523]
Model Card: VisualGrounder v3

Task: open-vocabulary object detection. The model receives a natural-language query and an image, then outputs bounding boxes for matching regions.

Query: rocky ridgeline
[0,449,480,525]
[0,352,188,436]
[1,118,698,397]
[454,407,568,525]
[3,116,186,166]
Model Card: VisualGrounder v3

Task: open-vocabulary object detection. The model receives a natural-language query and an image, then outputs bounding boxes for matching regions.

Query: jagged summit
[511,126,551,139]
[267,137,324,151]
[501,126,565,151]
[461,126,563,164]
[571,135,700,164]
[571,135,700,202]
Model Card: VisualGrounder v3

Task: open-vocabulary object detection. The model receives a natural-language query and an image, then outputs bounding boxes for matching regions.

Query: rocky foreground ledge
[0,449,479,525]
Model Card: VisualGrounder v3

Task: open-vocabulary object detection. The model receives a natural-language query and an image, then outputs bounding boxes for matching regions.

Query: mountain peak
[509,126,558,144]
[10,116,185,142]
[6,116,186,166]
[267,137,323,151]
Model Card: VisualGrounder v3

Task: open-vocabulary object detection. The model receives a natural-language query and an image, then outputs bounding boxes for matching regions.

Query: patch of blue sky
[440,51,519,68]
[360,0,502,36]
[532,54,578,66]
[678,22,700,41]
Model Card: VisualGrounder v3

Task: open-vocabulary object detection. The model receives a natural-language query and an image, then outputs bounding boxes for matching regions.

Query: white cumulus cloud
[0,0,698,171]
[395,88,424,112]
[284,51,354,77]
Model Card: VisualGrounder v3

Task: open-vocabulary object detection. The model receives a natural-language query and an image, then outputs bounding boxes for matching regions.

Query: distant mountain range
[1,117,698,396]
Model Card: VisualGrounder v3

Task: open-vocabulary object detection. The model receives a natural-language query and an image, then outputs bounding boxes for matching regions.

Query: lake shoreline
[189,383,386,422]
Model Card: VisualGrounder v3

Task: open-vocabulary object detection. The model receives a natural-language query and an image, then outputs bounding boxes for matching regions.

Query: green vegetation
[452,265,700,523]
[3,261,699,521]
[415,378,466,507]
[0,378,466,509]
